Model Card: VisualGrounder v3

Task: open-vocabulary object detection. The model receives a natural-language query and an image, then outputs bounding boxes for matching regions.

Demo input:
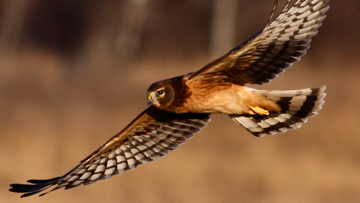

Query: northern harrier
[10,0,328,197]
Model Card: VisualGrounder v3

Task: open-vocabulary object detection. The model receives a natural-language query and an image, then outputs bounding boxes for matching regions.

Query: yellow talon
[247,105,269,116]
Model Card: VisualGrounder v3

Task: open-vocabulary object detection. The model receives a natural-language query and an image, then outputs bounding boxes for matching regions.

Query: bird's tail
[229,86,326,137]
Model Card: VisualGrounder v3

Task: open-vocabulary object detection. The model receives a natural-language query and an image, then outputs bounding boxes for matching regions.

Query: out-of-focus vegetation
[1,0,359,202]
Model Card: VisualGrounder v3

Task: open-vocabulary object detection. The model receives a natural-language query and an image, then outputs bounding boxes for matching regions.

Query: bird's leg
[247,105,269,116]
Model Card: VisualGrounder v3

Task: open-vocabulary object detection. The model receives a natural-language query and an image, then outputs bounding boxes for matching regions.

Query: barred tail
[230,86,326,137]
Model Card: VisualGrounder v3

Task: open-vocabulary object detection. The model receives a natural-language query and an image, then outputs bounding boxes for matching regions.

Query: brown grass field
[1,53,360,203]
[1,0,360,202]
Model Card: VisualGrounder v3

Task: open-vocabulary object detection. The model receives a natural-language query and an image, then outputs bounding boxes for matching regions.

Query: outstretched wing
[189,0,329,85]
[10,106,210,197]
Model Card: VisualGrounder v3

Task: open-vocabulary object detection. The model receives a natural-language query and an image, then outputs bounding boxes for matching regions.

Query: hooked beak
[147,94,153,106]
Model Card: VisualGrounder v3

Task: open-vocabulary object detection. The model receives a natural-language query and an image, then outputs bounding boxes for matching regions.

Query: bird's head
[147,80,175,109]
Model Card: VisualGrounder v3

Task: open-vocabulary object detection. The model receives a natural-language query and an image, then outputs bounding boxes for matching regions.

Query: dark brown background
[1,0,359,202]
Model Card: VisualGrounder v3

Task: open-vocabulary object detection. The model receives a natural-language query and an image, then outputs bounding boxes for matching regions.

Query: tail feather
[230,86,326,137]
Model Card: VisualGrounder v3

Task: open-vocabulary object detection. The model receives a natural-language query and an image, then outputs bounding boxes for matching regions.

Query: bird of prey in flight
[10,0,328,197]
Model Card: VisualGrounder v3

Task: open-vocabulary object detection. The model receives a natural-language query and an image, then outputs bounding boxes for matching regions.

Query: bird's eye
[157,90,164,96]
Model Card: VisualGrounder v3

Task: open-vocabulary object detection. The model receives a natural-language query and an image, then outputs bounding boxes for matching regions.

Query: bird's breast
[182,81,255,114]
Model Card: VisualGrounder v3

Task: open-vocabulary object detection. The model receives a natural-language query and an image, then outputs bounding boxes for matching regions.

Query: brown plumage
[10,0,328,197]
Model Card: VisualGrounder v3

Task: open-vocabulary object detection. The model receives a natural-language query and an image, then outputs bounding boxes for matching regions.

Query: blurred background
[1,0,359,202]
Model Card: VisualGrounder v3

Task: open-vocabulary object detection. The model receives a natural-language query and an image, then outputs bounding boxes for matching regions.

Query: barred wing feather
[9,107,210,197]
[189,0,329,85]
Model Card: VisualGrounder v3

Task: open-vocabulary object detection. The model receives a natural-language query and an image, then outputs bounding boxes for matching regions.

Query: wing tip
[9,176,63,197]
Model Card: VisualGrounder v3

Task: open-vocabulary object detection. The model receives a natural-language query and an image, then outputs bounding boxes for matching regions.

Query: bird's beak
[147,94,153,106]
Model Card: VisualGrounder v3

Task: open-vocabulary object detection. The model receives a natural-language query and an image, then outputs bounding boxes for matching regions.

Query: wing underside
[189,0,329,85]
[10,107,210,197]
